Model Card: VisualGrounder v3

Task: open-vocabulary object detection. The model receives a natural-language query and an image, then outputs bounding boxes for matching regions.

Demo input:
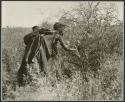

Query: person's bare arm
[39,28,53,36]
[58,36,80,57]
[59,36,76,52]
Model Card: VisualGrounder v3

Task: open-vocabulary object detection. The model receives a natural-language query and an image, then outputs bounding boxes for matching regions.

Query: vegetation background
[1,2,123,101]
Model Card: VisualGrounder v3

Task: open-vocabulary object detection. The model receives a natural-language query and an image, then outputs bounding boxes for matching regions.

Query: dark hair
[32,26,39,31]
[53,22,66,30]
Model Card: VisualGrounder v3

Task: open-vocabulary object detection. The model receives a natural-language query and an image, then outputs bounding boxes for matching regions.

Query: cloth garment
[17,34,51,86]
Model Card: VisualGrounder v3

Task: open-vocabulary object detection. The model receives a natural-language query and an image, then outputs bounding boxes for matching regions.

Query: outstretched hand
[70,48,80,58]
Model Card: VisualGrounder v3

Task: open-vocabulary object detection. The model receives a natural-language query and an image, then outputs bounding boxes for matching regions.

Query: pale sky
[2,1,124,27]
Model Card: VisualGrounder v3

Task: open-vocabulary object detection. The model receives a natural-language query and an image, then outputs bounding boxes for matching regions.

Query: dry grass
[2,54,123,101]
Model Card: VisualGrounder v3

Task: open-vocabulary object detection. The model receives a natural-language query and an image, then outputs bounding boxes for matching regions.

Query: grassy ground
[2,54,123,101]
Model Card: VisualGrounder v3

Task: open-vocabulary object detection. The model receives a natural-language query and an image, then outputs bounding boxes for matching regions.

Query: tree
[59,2,119,39]
[58,1,122,80]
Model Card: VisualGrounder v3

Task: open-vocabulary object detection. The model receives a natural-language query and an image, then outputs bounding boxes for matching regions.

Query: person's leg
[54,57,62,81]
[17,45,32,86]
[47,58,57,86]
[17,63,29,86]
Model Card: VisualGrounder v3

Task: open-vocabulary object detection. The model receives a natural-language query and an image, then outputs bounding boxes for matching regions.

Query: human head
[53,22,66,31]
[32,26,39,32]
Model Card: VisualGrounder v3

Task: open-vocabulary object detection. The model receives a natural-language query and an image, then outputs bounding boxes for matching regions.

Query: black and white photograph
[1,1,124,101]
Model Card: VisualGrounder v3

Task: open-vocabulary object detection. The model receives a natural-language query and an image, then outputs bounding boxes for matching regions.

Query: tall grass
[1,24,123,101]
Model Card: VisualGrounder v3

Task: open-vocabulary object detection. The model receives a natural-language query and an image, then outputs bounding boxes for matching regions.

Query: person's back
[24,26,40,46]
